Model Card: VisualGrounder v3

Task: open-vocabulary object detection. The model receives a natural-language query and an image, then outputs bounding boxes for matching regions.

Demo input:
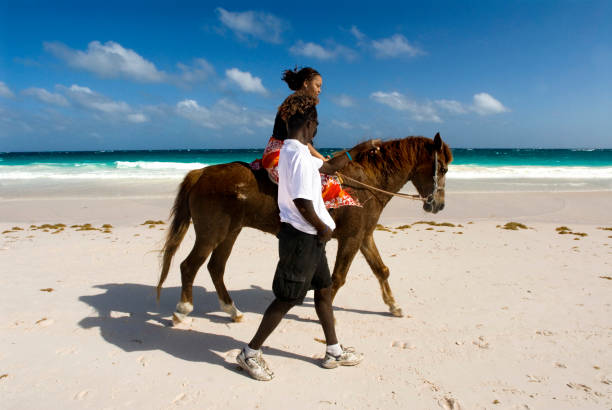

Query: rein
[336,172,424,201]
[336,152,440,204]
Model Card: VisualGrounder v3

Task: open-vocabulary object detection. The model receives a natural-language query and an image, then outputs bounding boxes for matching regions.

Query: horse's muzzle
[423,200,444,214]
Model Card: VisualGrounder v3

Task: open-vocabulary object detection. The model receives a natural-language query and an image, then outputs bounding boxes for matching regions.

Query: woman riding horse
[255,67,358,208]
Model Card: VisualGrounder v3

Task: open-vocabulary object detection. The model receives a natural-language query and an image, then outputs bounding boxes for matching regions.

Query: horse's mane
[348,136,452,180]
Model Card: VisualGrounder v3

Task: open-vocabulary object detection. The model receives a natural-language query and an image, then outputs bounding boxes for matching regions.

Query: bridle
[425,151,440,205]
[336,150,442,203]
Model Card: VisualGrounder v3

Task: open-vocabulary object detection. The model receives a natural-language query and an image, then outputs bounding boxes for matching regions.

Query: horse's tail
[157,168,203,302]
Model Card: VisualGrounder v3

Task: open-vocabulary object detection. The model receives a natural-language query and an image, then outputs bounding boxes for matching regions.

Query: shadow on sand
[78,283,319,372]
[78,283,390,372]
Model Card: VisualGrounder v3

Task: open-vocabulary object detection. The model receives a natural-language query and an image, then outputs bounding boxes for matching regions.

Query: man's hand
[293,198,333,243]
[317,225,333,243]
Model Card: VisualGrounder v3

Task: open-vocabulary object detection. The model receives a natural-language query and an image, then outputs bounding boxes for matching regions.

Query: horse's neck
[372,141,418,193]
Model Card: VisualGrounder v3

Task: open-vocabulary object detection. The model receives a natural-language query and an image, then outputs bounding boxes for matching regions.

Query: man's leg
[314,287,338,346]
[237,298,294,381]
[248,298,295,350]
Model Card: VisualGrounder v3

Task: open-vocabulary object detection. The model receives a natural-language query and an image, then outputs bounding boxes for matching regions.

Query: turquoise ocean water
[1,148,612,196]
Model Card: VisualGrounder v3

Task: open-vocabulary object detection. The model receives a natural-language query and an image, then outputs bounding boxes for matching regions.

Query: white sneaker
[236,349,274,381]
[321,345,363,369]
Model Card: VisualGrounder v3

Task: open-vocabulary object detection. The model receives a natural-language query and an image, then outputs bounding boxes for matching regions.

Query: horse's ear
[433,132,442,152]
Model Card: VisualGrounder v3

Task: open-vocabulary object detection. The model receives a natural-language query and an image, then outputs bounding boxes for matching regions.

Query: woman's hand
[371,138,382,149]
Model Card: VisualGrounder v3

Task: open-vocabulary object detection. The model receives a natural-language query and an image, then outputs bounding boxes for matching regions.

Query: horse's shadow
[78,282,391,371]
[77,283,318,370]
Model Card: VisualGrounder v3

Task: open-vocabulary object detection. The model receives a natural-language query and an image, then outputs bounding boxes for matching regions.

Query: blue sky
[1,0,610,151]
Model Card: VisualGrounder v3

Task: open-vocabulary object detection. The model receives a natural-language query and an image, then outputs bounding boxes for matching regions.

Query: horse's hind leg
[173,238,215,325]
[207,228,243,322]
[359,233,403,317]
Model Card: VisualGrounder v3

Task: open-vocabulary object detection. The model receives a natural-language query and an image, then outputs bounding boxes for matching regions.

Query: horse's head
[411,133,452,214]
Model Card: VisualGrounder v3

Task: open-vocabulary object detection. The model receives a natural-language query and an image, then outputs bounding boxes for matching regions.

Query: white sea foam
[2,163,612,186]
[114,161,208,170]
[0,162,208,180]
[448,165,612,179]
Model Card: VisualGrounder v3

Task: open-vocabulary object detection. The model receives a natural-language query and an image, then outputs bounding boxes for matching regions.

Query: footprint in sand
[220,349,241,364]
[438,397,463,410]
[73,390,90,400]
[566,382,604,398]
[138,356,148,367]
[35,318,54,327]
[56,347,77,356]
[391,340,415,350]
[472,336,489,349]
[172,392,191,405]
[526,374,547,383]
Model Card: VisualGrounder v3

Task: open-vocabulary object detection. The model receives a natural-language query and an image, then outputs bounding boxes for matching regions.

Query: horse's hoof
[232,314,244,323]
[390,306,403,317]
[176,301,194,315]
[172,312,192,326]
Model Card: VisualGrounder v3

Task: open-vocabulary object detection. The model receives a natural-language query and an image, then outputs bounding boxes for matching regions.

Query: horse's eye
[440,167,447,174]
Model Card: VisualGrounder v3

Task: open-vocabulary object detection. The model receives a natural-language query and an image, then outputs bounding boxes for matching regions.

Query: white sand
[1,191,611,409]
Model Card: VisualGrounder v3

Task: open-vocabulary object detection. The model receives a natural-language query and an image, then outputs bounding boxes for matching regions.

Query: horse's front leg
[330,235,363,302]
[359,232,403,317]
[207,228,243,322]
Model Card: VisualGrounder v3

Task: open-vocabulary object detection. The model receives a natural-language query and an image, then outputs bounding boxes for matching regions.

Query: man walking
[236,96,370,381]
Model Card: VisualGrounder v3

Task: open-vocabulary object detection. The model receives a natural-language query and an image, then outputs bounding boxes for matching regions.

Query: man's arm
[319,139,381,174]
[293,198,332,242]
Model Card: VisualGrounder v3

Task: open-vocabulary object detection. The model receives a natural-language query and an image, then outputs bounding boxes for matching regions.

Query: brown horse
[157,133,452,323]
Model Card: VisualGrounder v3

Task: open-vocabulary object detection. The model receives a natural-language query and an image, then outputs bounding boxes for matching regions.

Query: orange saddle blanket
[250,137,360,209]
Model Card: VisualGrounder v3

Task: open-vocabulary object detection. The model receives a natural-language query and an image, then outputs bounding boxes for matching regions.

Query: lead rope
[335,151,439,203]
[335,172,425,202]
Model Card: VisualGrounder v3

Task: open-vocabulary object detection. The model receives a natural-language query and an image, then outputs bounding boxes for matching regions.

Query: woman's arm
[319,139,381,175]
[308,143,327,161]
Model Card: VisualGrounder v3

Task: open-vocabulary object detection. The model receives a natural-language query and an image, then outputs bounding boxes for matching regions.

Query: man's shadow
[77,283,318,372]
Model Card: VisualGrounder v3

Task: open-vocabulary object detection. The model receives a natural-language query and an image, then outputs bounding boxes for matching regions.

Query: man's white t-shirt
[278,139,336,235]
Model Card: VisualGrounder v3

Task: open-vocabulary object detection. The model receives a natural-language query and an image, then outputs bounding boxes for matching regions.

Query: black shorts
[272,223,332,304]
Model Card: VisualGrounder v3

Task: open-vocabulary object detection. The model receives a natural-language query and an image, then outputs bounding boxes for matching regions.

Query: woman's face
[303,75,322,98]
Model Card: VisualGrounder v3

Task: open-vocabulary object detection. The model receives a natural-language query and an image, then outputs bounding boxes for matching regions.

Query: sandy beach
[1,190,611,409]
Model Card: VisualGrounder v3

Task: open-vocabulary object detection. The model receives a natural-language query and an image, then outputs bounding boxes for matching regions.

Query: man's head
[279,95,318,144]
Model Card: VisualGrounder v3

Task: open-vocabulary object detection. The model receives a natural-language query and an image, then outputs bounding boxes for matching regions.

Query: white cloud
[289,40,357,61]
[332,119,353,129]
[435,99,467,114]
[176,58,215,84]
[225,68,267,94]
[0,81,15,98]
[176,99,214,127]
[255,116,274,128]
[290,41,334,60]
[57,84,148,123]
[371,91,412,111]
[23,87,69,106]
[371,91,441,122]
[176,98,276,134]
[44,41,166,82]
[371,34,423,58]
[472,93,509,115]
[350,25,365,41]
[127,113,148,123]
[332,94,356,107]
[216,8,286,43]
[64,84,130,113]
[176,98,249,129]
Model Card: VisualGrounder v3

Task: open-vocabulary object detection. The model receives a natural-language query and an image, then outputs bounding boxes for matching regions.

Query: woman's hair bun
[282,67,320,91]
